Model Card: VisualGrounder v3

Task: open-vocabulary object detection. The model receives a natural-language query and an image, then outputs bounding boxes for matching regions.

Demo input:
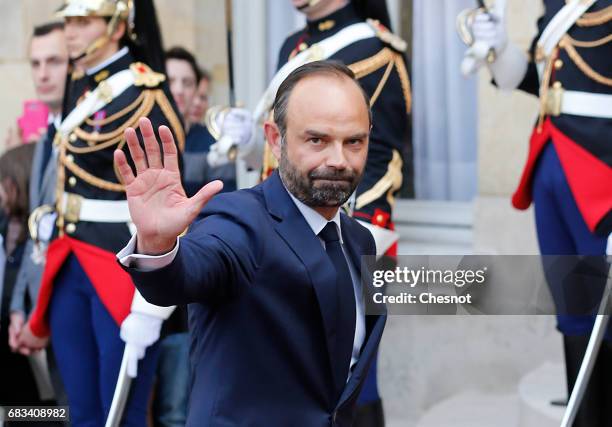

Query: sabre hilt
[457,0,501,75]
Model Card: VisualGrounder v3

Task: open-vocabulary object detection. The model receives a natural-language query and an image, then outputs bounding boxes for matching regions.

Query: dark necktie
[319,222,356,396]
[40,123,56,188]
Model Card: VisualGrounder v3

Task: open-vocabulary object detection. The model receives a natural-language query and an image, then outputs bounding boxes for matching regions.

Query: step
[518,362,565,427]
[415,390,519,427]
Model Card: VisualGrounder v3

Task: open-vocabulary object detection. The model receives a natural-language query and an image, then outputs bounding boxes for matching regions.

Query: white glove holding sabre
[119,291,175,378]
[207,108,254,168]
[461,0,528,90]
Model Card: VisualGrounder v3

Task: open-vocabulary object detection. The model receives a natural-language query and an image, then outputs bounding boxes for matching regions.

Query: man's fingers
[114,149,135,186]
[159,125,179,172]
[190,180,224,215]
[8,331,18,351]
[139,117,162,169]
[18,346,32,356]
[124,127,147,174]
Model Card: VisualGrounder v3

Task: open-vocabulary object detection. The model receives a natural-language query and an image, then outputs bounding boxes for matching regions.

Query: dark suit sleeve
[126,193,263,306]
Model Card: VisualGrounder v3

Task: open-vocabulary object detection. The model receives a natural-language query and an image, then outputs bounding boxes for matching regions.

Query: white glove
[220,108,253,147]
[462,11,508,76]
[207,108,255,167]
[461,3,527,89]
[472,12,508,55]
[119,312,163,378]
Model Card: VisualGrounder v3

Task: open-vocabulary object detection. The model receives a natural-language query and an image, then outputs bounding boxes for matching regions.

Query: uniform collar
[83,46,132,87]
[87,46,130,76]
[305,3,361,37]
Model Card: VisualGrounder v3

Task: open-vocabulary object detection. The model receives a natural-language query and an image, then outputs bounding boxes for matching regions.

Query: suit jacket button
[66,223,76,234]
[68,176,77,187]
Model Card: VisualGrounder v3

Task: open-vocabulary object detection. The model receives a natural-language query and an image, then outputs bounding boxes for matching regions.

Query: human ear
[263,120,282,161]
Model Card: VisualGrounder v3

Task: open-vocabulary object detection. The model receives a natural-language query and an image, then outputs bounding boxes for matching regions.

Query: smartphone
[17,100,49,143]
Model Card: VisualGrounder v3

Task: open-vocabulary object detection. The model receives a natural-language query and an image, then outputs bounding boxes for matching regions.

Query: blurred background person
[2,22,68,149]
[159,48,194,427]
[8,19,67,369]
[7,20,69,410]
[188,68,212,126]
[166,46,240,196]
[0,143,43,413]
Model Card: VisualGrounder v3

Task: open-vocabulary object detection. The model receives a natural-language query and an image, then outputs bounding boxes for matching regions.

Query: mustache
[309,168,356,182]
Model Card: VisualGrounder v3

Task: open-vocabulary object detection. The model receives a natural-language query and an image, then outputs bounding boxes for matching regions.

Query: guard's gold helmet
[55,0,132,19]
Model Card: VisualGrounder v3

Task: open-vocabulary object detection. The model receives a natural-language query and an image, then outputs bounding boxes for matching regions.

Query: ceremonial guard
[19,1,184,425]
[225,1,412,425]
[460,1,612,425]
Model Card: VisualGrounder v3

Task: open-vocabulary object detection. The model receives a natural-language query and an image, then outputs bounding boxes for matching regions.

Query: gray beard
[278,144,361,208]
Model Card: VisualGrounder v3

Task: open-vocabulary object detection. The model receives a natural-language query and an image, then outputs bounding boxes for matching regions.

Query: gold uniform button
[554,59,563,70]
[68,176,77,187]
[298,42,308,52]
[69,133,77,142]
[66,154,74,163]
[553,81,562,89]
[66,223,76,234]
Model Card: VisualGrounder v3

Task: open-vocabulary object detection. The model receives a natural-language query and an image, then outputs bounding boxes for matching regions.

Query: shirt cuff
[116,234,179,272]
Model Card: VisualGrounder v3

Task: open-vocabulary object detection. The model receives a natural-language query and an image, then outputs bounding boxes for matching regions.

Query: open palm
[115,118,223,255]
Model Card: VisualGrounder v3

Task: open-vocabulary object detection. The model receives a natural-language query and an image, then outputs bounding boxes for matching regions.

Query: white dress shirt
[117,187,366,379]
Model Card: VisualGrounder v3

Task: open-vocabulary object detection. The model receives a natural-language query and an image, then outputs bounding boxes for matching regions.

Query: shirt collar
[48,113,61,129]
[282,180,343,243]
[86,46,130,76]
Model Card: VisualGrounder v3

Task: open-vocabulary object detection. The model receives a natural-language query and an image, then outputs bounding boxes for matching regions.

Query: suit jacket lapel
[263,172,339,377]
[39,153,57,205]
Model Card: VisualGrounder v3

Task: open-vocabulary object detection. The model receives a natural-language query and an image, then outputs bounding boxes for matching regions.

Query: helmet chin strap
[72,34,111,63]
[70,5,125,64]
[296,0,322,11]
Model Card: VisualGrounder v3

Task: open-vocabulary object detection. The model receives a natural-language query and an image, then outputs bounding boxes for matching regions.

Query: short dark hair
[32,21,64,38]
[273,60,372,139]
[165,46,202,83]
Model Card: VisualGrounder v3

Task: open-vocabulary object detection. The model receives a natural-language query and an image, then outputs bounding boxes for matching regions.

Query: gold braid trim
[62,151,125,192]
[85,91,145,126]
[68,90,156,153]
[537,47,557,131]
[394,53,412,115]
[58,89,185,193]
[155,90,186,152]
[85,91,148,127]
[563,33,612,48]
[577,5,612,26]
[55,141,67,236]
[349,48,412,114]
[369,60,395,107]
[559,36,612,87]
[355,149,403,210]
[350,47,395,79]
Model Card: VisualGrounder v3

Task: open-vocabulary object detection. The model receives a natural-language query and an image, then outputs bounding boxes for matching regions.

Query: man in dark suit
[8,21,68,353]
[115,60,386,426]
